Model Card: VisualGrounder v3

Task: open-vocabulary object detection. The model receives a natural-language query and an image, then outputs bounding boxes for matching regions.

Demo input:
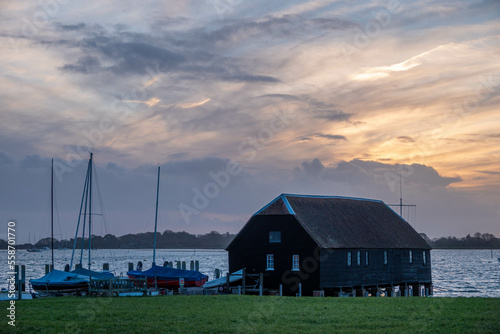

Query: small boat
[126,166,207,289]
[203,269,243,289]
[30,269,113,294]
[27,248,42,253]
[128,265,207,288]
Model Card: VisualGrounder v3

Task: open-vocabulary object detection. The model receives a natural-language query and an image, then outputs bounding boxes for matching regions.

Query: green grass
[3,296,500,333]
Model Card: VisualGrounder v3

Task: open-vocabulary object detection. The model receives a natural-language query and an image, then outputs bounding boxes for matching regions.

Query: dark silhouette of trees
[8,231,499,250]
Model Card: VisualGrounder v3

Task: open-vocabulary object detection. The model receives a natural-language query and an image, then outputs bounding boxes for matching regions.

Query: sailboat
[31,154,114,295]
[127,166,208,289]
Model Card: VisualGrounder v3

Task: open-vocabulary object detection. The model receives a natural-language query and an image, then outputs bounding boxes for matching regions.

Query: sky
[1,0,499,243]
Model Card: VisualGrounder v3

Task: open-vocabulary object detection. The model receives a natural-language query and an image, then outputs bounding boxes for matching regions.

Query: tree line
[420,232,500,249]
[5,230,235,250]
[2,231,499,250]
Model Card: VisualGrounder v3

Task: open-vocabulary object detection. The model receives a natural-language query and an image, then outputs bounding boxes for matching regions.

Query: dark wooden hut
[226,194,432,297]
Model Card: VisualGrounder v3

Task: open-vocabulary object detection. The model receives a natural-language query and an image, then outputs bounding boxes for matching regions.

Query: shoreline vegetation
[1,231,500,250]
[8,296,500,334]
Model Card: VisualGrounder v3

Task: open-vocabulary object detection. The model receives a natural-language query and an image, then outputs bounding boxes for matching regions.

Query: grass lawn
[3,295,500,333]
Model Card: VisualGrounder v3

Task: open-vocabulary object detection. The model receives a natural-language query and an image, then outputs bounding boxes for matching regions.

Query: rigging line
[53,185,64,240]
[92,158,116,264]
[70,164,90,270]
[93,163,110,236]
[80,166,90,267]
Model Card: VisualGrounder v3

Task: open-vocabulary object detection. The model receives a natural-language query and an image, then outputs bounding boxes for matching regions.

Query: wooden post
[226,272,230,292]
[103,263,109,271]
[14,265,20,300]
[182,261,186,270]
[128,262,133,271]
[279,284,283,296]
[190,261,194,271]
[259,273,263,296]
[242,268,246,295]
[64,264,70,272]
[195,261,199,271]
[298,283,302,297]
[45,264,50,274]
[21,265,26,292]
[238,286,241,295]
[176,261,181,269]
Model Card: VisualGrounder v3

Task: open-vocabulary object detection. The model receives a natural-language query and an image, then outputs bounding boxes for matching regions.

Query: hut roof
[247,194,431,249]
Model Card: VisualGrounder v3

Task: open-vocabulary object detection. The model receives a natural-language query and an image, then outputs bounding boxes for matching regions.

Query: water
[1,249,499,297]
[431,249,500,297]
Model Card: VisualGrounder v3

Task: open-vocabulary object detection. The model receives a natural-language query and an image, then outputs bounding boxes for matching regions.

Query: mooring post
[128,262,133,272]
[190,261,194,271]
[45,264,50,275]
[21,265,26,292]
[242,268,246,295]
[181,261,186,270]
[103,263,109,271]
[195,261,199,271]
[259,273,263,296]
[14,265,20,300]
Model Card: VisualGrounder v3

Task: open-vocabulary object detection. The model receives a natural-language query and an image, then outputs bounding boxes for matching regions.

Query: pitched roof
[254,194,431,249]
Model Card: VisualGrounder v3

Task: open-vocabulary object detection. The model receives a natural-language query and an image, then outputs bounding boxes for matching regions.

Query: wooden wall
[228,215,319,296]
[320,248,432,288]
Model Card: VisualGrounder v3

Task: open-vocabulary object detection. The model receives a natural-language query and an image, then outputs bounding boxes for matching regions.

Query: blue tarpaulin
[128,265,207,281]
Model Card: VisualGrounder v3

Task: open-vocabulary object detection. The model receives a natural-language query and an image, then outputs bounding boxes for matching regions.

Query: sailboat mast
[399,168,403,217]
[152,165,160,266]
[88,152,93,270]
[51,158,54,270]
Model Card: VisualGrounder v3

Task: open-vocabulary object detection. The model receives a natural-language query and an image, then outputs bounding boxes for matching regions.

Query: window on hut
[365,251,369,266]
[423,251,426,264]
[269,231,281,243]
[347,252,352,267]
[266,254,274,270]
[384,251,388,265]
[357,251,361,266]
[409,250,413,264]
[292,255,299,271]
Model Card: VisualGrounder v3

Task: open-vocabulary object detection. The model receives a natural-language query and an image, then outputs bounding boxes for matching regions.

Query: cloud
[313,133,347,141]
[397,136,416,143]
[476,170,500,175]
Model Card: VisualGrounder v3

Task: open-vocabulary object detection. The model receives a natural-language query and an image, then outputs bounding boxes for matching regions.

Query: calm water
[1,249,499,297]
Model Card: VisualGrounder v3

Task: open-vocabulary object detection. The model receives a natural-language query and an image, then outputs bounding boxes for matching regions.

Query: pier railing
[88,278,147,296]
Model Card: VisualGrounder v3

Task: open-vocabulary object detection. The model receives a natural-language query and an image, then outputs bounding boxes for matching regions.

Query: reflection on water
[431,249,500,297]
[1,249,499,297]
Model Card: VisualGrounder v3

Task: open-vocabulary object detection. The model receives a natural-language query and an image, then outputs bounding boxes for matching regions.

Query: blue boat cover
[30,270,87,285]
[71,267,114,279]
[128,265,207,281]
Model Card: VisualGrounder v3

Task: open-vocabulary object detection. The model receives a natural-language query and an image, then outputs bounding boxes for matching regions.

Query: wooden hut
[226,194,432,297]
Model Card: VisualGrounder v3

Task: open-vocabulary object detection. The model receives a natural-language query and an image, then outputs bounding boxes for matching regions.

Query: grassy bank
[4,296,500,333]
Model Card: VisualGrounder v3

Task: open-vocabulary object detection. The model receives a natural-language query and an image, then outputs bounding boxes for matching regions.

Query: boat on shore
[126,165,207,289]
[30,269,113,294]
[31,153,114,295]
[128,265,207,288]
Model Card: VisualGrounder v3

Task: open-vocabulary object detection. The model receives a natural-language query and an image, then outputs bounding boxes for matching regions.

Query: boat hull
[127,275,207,289]
[31,281,89,294]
